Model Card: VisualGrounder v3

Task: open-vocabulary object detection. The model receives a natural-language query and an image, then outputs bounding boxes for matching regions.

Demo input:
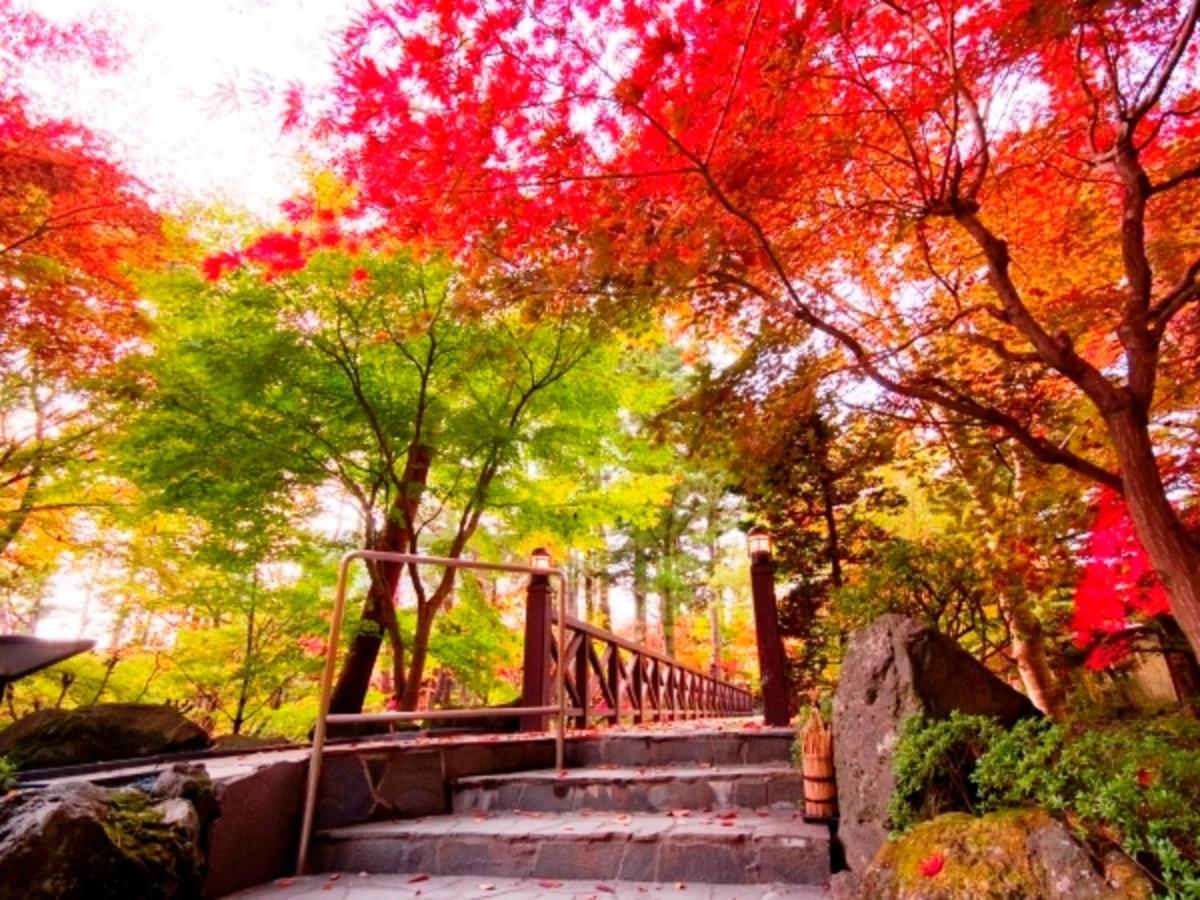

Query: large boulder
[0,778,213,900]
[833,614,1039,871]
[0,704,209,769]
[857,809,1151,899]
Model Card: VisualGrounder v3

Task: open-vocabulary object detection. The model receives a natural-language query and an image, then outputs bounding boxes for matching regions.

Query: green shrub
[0,755,15,791]
[887,712,1003,834]
[891,712,1200,897]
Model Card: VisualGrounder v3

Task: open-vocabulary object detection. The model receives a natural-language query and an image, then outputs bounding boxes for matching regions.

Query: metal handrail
[295,550,568,876]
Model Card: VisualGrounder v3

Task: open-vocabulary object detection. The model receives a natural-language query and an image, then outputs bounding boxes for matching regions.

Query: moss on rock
[860,809,1151,900]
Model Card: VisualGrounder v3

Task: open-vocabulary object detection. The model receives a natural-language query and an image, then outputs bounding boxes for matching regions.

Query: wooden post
[520,571,553,731]
[574,633,590,728]
[631,652,644,724]
[750,551,790,726]
[606,646,621,725]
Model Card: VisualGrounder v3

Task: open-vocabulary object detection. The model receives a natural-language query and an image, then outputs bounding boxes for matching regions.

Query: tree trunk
[401,606,438,711]
[662,588,676,656]
[232,574,259,735]
[598,575,612,631]
[1002,589,1065,718]
[1107,408,1200,663]
[1157,615,1200,707]
[818,471,843,589]
[583,564,596,622]
[709,597,722,677]
[328,444,432,715]
[633,547,648,642]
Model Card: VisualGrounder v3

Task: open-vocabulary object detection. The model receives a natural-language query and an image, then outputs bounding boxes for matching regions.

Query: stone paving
[312,807,829,885]
[228,873,828,899]
[452,763,804,813]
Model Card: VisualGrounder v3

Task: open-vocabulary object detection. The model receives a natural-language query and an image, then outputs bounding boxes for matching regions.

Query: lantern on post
[747,525,772,563]
[747,526,789,727]
[520,548,553,731]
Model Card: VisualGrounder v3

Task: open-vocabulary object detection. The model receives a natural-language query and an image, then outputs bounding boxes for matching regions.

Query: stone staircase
[306,728,832,897]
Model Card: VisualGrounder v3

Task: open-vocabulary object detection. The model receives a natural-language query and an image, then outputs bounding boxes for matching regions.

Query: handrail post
[520,570,553,732]
[294,552,353,876]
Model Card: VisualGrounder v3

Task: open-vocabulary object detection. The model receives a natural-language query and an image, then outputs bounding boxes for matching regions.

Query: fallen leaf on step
[668,809,690,817]
[596,884,615,893]
[407,874,429,884]
[676,882,688,890]
[327,874,341,881]
[479,883,496,891]
[716,810,737,819]
[538,881,563,888]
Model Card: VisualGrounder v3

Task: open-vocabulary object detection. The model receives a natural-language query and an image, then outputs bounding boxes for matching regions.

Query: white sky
[25,1,352,638]
[24,0,354,219]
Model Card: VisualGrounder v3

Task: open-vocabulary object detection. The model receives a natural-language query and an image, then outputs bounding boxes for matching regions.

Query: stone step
[312,809,830,886]
[228,872,828,899]
[566,728,794,768]
[452,764,804,814]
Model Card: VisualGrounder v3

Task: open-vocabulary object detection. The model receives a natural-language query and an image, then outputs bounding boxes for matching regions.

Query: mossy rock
[860,809,1152,900]
[0,704,209,770]
[0,782,204,899]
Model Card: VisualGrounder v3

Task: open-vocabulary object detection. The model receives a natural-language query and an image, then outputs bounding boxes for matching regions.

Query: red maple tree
[0,1,162,557]
[1073,489,1171,670]
[297,0,1200,660]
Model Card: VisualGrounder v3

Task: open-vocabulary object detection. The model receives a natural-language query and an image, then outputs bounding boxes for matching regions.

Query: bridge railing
[551,614,754,725]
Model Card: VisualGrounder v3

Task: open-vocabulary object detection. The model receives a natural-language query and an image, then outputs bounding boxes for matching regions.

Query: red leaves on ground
[919,851,945,878]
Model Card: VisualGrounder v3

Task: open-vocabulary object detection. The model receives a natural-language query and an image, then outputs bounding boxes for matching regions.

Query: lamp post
[520,547,554,731]
[747,527,789,726]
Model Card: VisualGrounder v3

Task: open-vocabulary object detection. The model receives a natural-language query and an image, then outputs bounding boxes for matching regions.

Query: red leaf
[919,851,945,877]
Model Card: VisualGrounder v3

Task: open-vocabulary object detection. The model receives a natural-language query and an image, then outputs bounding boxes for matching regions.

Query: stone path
[452,763,803,813]
[306,728,831,890]
[314,808,829,884]
[228,873,827,899]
